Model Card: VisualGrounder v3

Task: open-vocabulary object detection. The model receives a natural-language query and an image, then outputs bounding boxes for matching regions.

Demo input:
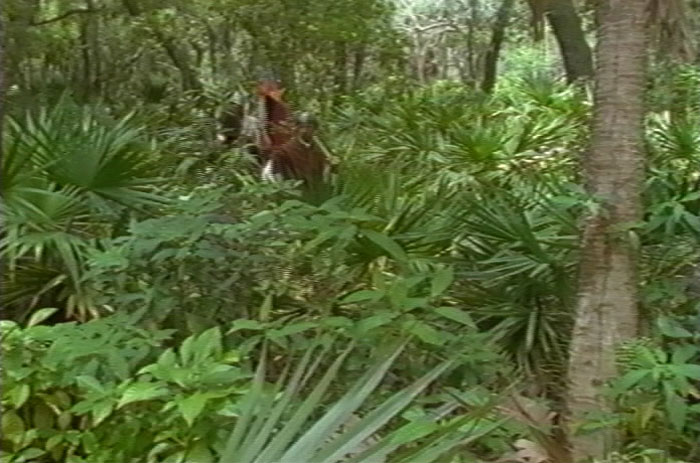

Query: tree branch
[30,8,101,26]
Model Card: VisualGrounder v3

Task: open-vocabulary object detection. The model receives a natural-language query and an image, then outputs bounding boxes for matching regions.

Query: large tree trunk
[482,0,515,93]
[565,0,647,460]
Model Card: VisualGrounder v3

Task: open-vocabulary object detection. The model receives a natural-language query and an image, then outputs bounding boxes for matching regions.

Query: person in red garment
[254,79,328,187]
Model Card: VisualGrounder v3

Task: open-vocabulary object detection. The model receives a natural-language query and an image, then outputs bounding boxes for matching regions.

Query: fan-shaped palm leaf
[1,98,168,319]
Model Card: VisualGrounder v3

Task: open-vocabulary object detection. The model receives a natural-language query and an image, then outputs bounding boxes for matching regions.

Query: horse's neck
[265,97,290,126]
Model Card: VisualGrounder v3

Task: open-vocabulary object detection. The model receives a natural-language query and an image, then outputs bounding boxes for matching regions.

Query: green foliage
[1,314,505,463]
[217,340,502,463]
[0,314,252,462]
[3,8,700,458]
[1,98,167,320]
[597,312,700,456]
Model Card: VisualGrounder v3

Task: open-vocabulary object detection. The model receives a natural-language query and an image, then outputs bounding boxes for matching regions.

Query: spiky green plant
[1,98,167,320]
[217,340,502,463]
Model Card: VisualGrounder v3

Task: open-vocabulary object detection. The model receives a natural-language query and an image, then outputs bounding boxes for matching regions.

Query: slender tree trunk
[80,0,101,98]
[79,18,92,99]
[467,0,478,79]
[565,0,647,460]
[0,10,4,164]
[332,41,348,102]
[206,23,218,78]
[351,45,366,90]
[482,0,515,93]
[122,0,200,91]
[424,47,439,81]
[545,0,594,83]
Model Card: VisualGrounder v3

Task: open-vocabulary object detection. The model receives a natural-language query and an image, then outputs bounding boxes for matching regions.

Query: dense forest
[1,0,700,462]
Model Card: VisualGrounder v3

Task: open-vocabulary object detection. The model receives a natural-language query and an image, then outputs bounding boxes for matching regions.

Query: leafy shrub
[1,310,248,463]
[1,98,167,321]
[1,310,508,463]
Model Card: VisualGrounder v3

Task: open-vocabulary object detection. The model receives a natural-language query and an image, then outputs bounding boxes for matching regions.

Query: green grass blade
[252,344,352,463]
[279,342,406,462]
[237,346,317,463]
[313,359,454,463]
[219,344,269,462]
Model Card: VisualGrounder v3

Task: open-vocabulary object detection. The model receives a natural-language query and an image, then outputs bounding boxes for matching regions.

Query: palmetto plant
[321,79,586,381]
[452,183,580,382]
[644,113,700,242]
[216,339,503,463]
[1,98,167,320]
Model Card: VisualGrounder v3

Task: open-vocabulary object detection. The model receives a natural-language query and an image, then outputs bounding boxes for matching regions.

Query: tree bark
[205,23,218,77]
[481,0,515,93]
[80,26,90,98]
[565,0,647,460]
[351,45,366,90]
[545,0,594,83]
[467,0,478,79]
[332,41,348,101]
[0,10,4,165]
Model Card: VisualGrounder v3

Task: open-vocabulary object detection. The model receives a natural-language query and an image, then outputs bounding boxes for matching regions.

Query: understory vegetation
[1,0,699,462]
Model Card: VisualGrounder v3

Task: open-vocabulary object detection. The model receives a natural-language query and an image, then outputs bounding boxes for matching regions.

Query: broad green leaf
[1,411,25,442]
[157,348,177,368]
[321,317,353,328]
[192,327,222,364]
[184,441,214,463]
[57,411,72,430]
[45,434,64,451]
[26,308,59,327]
[148,442,175,462]
[179,334,197,366]
[672,345,700,365]
[341,290,383,304]
[389,280,409,309]
[302,228,345,253]
[91,401,114,426]
[389,421,439,445]
[360,229,408,262]
[355,313,395,334]
[9,384,31,409]
[613,369,650,393]
[177,393,210,427]
[430,267,454,297]
[405,321,444,345]
[434,307,475,327]
[664,389,687,431]
[108,350,131,381]
[117,382,168,408]
[200,365,246,386]
[33,402,55,429]
[81,431,99,455]
[674,364,700,380]
[272,322,319,338]
[17,448,45,460]
[75,375,105,394]
[228,319,265,334]
[657,316,693,338]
